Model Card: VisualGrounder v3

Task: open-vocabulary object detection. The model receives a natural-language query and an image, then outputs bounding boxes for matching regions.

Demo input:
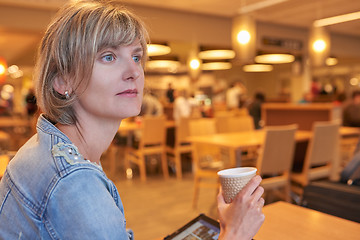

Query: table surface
[255,201,360,240]
[187,130,312,149]
[118,120,175,132]
[187,126,360,149]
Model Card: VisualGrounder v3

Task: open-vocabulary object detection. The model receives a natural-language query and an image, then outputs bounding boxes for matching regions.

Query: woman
[0,1,264,239]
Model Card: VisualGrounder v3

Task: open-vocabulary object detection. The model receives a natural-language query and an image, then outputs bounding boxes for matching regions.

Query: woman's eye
[133,55,141,63]
[102,54,115,62]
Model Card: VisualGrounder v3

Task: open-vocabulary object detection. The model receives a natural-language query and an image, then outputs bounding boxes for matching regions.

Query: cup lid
[217,167,257,178]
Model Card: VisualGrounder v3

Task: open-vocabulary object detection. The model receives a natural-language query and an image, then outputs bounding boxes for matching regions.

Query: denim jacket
[0,115,132,239]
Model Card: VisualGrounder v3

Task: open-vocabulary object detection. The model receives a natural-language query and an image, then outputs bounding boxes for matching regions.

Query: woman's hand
[217,175,265,240]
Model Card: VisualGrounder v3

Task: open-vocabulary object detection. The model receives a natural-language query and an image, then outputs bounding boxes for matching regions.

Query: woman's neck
[56,117,121,164]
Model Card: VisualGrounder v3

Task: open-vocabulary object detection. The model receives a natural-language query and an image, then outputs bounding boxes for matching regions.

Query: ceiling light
[313,11,360,27]
[147,44,171,56]
[202,62,232,71]
[146,60,180,72]
[238,0,289,14]
[312,39,327,52]
[255,54,295,64]
[237,30,251,44]
[189,59,201,70]
[326,57,338,66]
[198,50,235,60]
[350,77,359,86]
[243,64,273,72]
[0,64,5,75]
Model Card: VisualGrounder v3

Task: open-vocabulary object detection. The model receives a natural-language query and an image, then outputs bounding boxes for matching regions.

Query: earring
[64,90,70,99]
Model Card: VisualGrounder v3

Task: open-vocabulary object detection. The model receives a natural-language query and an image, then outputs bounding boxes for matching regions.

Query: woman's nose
[123,59,141,81]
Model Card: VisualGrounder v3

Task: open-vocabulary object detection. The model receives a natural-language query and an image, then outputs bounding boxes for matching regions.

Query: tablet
[164,214,220,240]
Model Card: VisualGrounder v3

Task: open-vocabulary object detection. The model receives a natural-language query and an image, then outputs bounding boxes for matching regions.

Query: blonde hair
[34,0,149,124]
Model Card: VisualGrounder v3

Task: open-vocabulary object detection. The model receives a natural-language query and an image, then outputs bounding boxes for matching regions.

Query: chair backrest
[188,118,216,136]
[176,117,192,145]
[228,116,255,132]
[140,116,166,147]
[257,124,298,176]
[216,115,254,133]
[305,121,340,169]
[189,118,220,168]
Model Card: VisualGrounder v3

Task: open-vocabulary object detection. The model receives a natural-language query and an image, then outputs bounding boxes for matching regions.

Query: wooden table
[187,130,312,167]
[340,126,360,138]
[255,201,360,240]
[118,120,175,132]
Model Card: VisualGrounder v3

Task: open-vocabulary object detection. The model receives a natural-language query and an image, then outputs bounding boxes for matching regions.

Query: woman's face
[74,40,145,122]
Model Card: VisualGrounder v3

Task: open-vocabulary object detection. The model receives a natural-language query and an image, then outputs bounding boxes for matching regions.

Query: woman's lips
[117,89,138,97]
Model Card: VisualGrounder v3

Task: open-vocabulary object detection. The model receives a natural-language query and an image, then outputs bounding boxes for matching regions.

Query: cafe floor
[101,153,220,240]
[100,151,300,240]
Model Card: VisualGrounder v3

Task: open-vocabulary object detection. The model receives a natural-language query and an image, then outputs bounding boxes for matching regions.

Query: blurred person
[248,91,266,129]
[0,1,264,239]
[342,90,360,127]
[173,89,192,122]
[166,82,175,103]
[298,92,314,104]
[226,81,246,109]
[212,78,228,105]
[140,92,163,116]
[25,88,38,116]
[333,92,346,106]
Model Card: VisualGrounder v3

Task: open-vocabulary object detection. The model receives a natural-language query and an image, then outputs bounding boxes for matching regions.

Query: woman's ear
[53,76,70,95]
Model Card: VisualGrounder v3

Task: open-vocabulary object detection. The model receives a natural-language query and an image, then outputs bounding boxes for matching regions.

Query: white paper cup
[217,167,257,204]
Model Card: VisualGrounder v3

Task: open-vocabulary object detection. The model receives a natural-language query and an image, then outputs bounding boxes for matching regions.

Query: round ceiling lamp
[255,54,295,64]
[201,62,232,71]
[243,64,273,72]
[237,30,251,44]
[147,44,171,56]
[145,60,180,73]
[325,57,338,66]
[0,57,7,84]
[198,50,235,60]
[189,58,201,70]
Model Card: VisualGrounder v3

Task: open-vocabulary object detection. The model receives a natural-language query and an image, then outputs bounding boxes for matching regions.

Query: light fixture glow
[350,77,359,86]
[326,57,338,66]
[198,50,235,60]
[237,30,251,44]
[312,39,327,52]
[189,59,201,70]
[243,64,273,72]
[314,11,360,27]
[255,54,295,64]
[201,62,232,71]
[238,0,289,14]
[7,65,19,74]
[147,44,171,56]
[0,65,5,75]
[146,60,180,72]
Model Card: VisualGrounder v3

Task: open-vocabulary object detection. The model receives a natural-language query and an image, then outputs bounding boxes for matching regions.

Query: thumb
[217,187,226,205]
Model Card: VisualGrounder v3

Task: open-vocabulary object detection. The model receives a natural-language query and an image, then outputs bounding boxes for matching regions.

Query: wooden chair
[215,115,257,165]
[215,115,254,133]
[0,154,10,180]
[256,124,298,202]
[125,116,169,181]
[189,118,225,208]
[166,117,193,179]
[291,121,340,195]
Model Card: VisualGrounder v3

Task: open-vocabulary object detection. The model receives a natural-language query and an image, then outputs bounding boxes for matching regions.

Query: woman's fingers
[236,175,262,200]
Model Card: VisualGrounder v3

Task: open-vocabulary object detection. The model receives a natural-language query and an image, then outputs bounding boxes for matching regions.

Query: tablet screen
[164,214,220,240]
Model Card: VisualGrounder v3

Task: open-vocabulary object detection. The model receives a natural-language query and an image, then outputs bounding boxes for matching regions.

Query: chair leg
[161,152,169,179]
[192,175,200,209]
[139,155,146,182]
[284,183,291,202]
[175,151,182,180]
